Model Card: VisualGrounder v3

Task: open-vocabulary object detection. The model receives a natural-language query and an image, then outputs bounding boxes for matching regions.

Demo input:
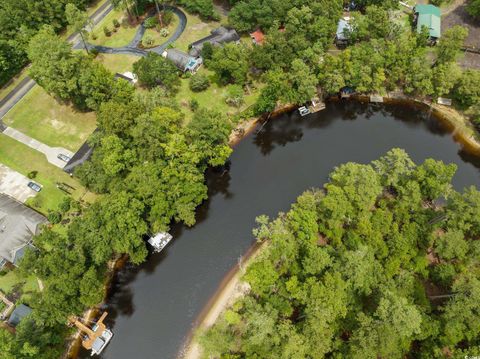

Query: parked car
[27,182,42,192]
[57,153,71,162]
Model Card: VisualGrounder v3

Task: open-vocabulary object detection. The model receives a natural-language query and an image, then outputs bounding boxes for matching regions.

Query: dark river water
[80,101,480,359]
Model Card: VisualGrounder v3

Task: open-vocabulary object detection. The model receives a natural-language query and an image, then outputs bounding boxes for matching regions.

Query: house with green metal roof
[414,4,441,42]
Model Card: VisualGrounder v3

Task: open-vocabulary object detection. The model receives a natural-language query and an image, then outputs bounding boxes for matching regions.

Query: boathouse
[414,4,441,43]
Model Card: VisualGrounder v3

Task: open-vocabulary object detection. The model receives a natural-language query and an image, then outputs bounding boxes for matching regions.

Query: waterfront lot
[176,68,260,121]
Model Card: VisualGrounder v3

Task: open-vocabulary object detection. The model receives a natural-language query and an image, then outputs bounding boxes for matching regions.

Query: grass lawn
[142,14,180,48]
[176,68,260,122]
[95,53,140,74]
[0,270,38,298]
[90,9,138,47]
[0,134,93,214]
[172,8,226,52]
[3,86,96,152]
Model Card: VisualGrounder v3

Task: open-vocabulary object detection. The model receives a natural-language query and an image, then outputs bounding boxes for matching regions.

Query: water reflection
[78,101,480,359]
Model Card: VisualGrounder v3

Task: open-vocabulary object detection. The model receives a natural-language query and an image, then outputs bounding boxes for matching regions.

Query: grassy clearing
[0,270,39,299]
[3,86,96,152]
[172,9,226,52]
[142,14,180,47]
[95,53,140,74]
[90,9,138,47]
[176,68,261,122]
[0,134,92,214]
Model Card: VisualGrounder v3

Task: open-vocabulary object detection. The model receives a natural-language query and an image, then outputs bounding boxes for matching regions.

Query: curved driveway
[75,6,187,57]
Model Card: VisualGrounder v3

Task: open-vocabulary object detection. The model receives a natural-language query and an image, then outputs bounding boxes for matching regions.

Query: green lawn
[0,270,38,298]
[90,9,138,47]
[0,134,91,214]
[3,86,97,152]
[172,9,226,52]
[142,14,180,48]
[176,68,260,122]
[95,53,140,74]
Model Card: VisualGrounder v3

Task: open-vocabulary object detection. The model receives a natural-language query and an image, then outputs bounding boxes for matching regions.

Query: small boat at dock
[148,232,173,253]
[73,312,113,356]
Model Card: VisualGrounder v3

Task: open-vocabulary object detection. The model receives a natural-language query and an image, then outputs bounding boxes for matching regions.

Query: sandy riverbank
[179,242,264,359]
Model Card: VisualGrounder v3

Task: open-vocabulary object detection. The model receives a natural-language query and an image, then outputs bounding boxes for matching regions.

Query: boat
[73,312,113,356]
[298,106,311,116]
[148,232,173,253]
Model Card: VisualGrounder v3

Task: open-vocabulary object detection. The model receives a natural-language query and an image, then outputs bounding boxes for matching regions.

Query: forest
[200,149,480,358]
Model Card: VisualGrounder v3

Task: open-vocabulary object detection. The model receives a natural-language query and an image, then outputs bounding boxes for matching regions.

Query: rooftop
[8,304,32,327]
[0,194,47,266]
[415,4,441,39]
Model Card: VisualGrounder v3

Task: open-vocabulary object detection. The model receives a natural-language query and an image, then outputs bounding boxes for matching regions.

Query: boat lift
[73,312,113,356]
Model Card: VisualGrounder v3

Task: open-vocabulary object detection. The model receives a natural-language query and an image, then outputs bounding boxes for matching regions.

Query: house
[414,4,441,43]
[0,194,47,269]
[114,71,138,84]
[162,49,202,73]
[188,27,240,58]
[7,304,32,327]
[250,29,265,45]
[335,18,352,47]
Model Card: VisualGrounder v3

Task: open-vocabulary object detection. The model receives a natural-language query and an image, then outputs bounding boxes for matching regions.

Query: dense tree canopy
[0,0,88,86]
[201,149,480,358]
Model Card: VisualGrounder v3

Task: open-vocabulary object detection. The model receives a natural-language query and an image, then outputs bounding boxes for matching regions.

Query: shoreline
[176,96,480,359]
[179,242,264,359]
[66,97,480,359]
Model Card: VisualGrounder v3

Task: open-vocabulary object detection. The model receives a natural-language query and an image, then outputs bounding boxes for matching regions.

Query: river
[79,101,480,359]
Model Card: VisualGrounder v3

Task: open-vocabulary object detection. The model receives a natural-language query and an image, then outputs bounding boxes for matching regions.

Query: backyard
[176,68,260,122]
[2,85,97,152]
[0,270,39,302]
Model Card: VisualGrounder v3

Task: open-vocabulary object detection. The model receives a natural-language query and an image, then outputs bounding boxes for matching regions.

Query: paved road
[74,6,188,57]
[0,0,114,122]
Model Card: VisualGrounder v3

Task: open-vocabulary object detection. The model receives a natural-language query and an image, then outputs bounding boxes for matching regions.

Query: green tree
[133,52,180,91]
[209,43,249,85]
[65,3,91,53]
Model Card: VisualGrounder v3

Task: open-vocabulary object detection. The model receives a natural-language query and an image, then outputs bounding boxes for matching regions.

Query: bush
[142,34,154,47]
[162,10,174,26]
[27,171,37,179]
[225,84,245,107]
[90,47,99,57]
[113,18,120,28]
[91,32,98,40]
[189,98,199,112]
[58,197,72,213]
[144,16,158,29]
[189,74,210,92]
[47,211,62,224]
[201,42,214,61]
[160,28,169,37]
[103,26,111,37]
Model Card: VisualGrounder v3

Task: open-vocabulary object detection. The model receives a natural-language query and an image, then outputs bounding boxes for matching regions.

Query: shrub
[90,47,99,57]
[144,16,158,29]
[58,197,72,213]
[160,28,169,37]
[162,10,174,26]
[47,211,62,224]
[27,170,37,179]
[113,18,120,28]
[201,42,214,61]
[225,85,245,107]
[142,34,154,47]
[103,26,111,37]
[91,32,98,40]
[189,98,199,112]
[189,74,210,92]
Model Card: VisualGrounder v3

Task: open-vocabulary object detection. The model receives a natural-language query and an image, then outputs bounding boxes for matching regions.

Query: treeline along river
[78,101,480,359]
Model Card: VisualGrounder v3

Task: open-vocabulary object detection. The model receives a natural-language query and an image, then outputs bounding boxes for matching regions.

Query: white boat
[298,106,310,116]
[90,326,113,356]
[148,232,173,253]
